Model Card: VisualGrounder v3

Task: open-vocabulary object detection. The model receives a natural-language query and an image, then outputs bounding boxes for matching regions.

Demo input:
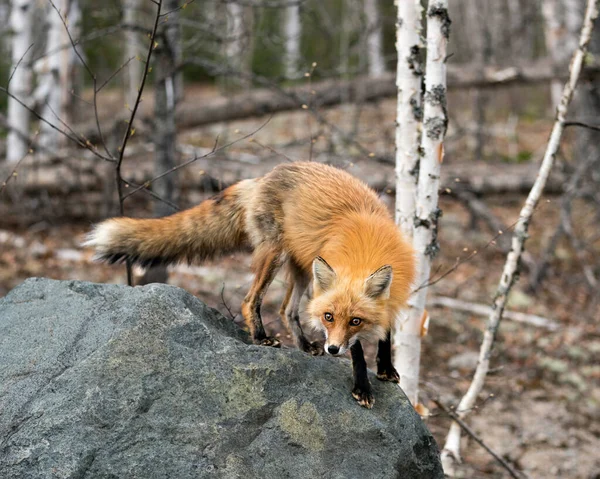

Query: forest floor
[1,84,599,478]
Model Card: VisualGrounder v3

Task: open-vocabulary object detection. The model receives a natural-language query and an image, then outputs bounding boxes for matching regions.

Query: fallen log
[77,59,600,144]
[0,150,566,225]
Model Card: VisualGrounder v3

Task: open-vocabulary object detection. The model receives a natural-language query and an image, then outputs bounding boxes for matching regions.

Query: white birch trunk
[225,2,252,89]
[37,0,80,151]
[6,0,34,163]
[364,0,385,77]
[542,0,583,107]
[395,1,450,408]
[393,0,423,240]
[124,0,143,106]
[393,0,424,408]
[441,0,598,474]
[283,3,300,79]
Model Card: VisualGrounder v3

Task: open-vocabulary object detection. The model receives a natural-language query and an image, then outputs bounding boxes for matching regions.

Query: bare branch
[433,399,526,479]
[114,0,164,285]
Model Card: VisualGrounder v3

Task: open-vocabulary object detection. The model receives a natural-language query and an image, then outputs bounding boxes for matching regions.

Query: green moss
[221,367,268,418]
[278,399,325,451]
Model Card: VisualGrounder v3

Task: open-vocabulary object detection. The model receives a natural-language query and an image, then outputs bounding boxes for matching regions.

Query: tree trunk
[393,0,424,408]
[396,1,450,407]
[123,0,144,106]
[37,0,80,152]
[542,0,583,106]
[6,0,34,163]
[225,2,253,90]
[364,0,385,77]
[283,3,301,79]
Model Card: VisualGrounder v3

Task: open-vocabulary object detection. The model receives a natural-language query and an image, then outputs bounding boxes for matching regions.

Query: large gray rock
[0,278,443,478]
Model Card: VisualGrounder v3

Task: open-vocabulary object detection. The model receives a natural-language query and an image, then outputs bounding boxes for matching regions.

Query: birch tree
[364,0,385,77]
[6,0,34,162]
[542,0,583,107]
[441,0,598,474]
[36,0,81,151]
[123,0,143,106]
[225,1,253,89]
[394,1,450,409]
[283,3,300,79]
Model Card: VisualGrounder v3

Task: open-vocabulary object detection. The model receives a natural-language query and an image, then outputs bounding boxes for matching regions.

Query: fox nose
[327,345,340,355]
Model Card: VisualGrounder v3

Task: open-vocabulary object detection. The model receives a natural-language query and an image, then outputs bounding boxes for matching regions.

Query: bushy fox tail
[84,180,254,268]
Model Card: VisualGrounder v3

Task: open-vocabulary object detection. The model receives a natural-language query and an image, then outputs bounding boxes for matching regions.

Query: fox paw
[299,339,324,356]
[256,337,282,348]
[352,387,375,409]
[376,366,400,383]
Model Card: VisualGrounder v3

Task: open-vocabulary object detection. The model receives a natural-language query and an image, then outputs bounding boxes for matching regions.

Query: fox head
[307,256,392,356]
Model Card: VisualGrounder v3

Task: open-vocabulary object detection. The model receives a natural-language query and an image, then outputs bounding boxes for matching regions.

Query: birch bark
[441,0,598,474]
[364,0,385,77]
[37,0,80,151]
[225,2,253,90]
[6,0,34,162]
[124,0,143,106]
[542,0,583,107]
[283,3,300,79]
[395,1,450,407]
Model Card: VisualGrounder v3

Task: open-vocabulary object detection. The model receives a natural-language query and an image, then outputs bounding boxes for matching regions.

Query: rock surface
[0,278,443,478]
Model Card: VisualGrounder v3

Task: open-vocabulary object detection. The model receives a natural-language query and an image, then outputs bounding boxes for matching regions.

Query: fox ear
[364,265,393,299]
[313,256,336,293]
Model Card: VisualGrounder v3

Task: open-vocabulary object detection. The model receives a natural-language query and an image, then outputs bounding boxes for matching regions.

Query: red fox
[84,162,415,408]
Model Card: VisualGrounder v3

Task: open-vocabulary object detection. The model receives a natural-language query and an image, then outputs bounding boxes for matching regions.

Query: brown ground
[1,84,599,478]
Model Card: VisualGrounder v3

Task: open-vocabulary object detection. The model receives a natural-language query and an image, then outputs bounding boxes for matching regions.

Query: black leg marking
[376,331,400,383]
[351,341,374,408]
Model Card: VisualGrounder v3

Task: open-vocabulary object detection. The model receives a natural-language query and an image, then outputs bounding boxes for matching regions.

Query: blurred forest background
[0,0,599,477]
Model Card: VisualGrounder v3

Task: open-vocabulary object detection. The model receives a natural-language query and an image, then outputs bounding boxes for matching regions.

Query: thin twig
[115,0,163,285]
[564,120,600,132]
[7,43,34,89]
[0,87,114,163]
[159,0,196,18]
[47,0,115,159]
[122,116,272,201]
[433,399,525,479]
[220,283,237,321]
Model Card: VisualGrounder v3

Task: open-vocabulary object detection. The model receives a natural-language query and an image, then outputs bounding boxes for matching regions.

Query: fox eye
[324,312,334,322]
[350,317,362,326]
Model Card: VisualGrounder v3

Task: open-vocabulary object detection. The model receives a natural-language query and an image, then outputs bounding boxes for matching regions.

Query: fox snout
[326,344,340,355]
[324,342,349,356]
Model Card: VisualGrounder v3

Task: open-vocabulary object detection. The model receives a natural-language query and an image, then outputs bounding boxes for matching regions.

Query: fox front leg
[351,341,374,408]
[376,331,400,383]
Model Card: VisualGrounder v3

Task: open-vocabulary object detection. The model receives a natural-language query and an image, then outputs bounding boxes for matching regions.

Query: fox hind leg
[282,263,323,356]
[242,245,283,347]
[376,331,400,383]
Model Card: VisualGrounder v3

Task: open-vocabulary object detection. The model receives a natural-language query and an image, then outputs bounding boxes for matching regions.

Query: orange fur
[85,162,415,351]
